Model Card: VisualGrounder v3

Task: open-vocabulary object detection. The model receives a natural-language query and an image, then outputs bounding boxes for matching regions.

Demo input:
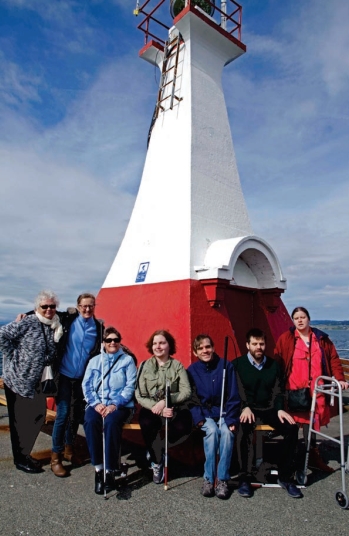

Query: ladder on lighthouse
[147,32,183,146]
[156,32,183,116]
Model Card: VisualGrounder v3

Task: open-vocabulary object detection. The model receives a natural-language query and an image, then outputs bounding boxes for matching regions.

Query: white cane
[164,379,170,491]
[219,337,229,429]
[101,341,107,499]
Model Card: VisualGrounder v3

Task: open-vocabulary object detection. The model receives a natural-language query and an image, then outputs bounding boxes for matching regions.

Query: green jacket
[136,356,191,410]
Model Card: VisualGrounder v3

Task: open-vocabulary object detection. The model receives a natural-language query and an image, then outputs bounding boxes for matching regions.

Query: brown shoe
[50,452,68,477]
[308,447,335,473]
[64,445,83,466]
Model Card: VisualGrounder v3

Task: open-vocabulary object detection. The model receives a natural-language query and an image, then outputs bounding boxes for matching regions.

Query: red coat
[274,327,344,382]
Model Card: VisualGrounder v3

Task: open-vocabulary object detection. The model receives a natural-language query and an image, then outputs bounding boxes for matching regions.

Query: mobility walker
[296,376,349,509]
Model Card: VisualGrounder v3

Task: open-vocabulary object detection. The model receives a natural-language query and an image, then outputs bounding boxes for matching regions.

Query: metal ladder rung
[162,79,175,88]
[158,94,172,104]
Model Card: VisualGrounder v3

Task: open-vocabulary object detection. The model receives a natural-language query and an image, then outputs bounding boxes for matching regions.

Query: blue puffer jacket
[82,349,137,409]
[187,353,240,428]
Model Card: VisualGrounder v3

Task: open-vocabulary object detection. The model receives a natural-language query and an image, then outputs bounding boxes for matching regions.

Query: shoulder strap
[136,360,147,396]
[96,353,123,392]
[39,321,49,355]
[307,333,312,382]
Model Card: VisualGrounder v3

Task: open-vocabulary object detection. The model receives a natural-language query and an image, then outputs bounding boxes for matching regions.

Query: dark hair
[291,306,310,320]
[246,328,266,343]
[77,293,96,305]
[192,334,214,352]
[145,330,176,355]
[103,326,122,342]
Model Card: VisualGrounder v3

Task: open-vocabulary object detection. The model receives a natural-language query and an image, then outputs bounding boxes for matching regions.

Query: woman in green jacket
[136,330,192,484]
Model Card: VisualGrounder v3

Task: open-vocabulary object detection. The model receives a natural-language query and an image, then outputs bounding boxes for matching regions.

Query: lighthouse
[96,1,290,365]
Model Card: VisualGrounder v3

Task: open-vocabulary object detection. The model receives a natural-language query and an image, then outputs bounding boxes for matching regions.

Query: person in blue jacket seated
[82,326,137,495]
[187,334,240,500]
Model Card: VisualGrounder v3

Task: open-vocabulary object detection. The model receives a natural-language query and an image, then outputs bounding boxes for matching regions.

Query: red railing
[134,0,243,46]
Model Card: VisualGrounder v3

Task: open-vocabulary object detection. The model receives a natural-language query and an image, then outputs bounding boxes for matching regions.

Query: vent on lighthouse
[170,0,215,18]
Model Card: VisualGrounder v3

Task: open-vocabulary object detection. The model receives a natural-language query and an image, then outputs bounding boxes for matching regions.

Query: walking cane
[214,336,229,485]
[164,379,171,490]
[219,336,229,429]
[101,341,107,500]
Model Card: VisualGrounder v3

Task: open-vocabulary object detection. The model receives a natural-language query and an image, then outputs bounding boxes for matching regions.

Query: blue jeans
[52,374,84,453]
[201,417,234,483]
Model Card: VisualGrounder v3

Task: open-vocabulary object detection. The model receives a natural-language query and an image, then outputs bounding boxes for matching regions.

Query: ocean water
[0,328,348,378]
[325,329,349,359]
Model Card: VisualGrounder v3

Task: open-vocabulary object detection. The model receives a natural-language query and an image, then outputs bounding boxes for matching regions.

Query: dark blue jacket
[187,353,240,428]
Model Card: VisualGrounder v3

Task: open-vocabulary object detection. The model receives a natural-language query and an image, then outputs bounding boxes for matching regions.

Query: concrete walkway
[1,399,349,536]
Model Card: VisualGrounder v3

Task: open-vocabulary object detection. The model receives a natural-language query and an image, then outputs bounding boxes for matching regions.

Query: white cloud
[0,53,42,108]
[0,145,136,319]
[0,55,156,320]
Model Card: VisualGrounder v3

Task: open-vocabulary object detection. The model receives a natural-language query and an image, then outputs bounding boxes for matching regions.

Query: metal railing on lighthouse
[134,0,243,46]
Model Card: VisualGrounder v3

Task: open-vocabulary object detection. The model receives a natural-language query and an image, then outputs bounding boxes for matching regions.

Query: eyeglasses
[40,304,57,310]
[78,305,95,310]
[104,338,120,343]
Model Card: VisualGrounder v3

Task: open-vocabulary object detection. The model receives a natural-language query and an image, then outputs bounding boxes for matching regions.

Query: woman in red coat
[275,306,348,472]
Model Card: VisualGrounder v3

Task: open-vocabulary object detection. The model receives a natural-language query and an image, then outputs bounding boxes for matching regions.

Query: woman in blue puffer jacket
[82,326,137,495]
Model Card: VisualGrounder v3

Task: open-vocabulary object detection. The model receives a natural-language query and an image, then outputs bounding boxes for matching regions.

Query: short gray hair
[34,290,60,310]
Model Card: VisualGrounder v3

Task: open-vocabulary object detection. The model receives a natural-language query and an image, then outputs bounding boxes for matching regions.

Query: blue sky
[0,0,349,321]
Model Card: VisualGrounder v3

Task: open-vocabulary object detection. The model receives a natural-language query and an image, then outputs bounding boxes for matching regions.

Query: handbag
[287,387,311,412]
[41,365,57,395]
[286,333,312,412]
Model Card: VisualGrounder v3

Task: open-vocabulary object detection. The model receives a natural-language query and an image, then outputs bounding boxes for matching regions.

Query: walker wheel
[335,490,349,509]
[296,470,307,486]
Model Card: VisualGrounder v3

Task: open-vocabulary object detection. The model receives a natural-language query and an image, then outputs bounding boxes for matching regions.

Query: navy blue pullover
[187,354,240,428]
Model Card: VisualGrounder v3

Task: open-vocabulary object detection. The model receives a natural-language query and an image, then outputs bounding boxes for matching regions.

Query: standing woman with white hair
[0,290,63,473]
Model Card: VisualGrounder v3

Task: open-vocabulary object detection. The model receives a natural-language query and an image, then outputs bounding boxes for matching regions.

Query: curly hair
[34,290,60,310]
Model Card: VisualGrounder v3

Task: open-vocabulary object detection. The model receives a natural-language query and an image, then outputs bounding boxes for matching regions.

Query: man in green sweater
[233,328,301,499]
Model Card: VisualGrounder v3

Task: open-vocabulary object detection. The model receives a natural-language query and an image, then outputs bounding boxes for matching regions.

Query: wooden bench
[0,393,272,434]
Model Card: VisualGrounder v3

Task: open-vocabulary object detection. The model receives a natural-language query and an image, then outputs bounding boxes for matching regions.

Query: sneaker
[215,480,229,500]
[238,481,253,498]
[151,461,164,484]
[277,479,303,499]
[201,478,214,497]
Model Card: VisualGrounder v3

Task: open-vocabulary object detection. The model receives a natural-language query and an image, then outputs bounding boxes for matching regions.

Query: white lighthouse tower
[96,1,290,365]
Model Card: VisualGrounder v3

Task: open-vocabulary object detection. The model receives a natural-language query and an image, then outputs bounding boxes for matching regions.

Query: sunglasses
[40,304,57,310]
[104,338,120,343]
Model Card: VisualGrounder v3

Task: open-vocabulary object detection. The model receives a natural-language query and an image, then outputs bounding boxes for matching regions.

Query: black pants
[4,383,46,462]
[139,407,192,464]
[238,408,298,482]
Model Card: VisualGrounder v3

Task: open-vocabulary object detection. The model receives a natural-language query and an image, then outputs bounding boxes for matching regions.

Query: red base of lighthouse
[96,279,291,366]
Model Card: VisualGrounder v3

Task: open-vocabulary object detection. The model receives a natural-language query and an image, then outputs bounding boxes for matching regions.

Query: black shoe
[238,481,253,498]
[27,455,42,469]
[95,470,104,495]
[104,472,115,493]
[15,456,43,474]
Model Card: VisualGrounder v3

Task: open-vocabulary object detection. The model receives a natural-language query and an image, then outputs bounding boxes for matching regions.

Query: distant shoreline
[311,321,349,331]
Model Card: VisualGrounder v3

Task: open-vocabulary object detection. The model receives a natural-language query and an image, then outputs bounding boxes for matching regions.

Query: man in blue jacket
[187,334,240,499]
